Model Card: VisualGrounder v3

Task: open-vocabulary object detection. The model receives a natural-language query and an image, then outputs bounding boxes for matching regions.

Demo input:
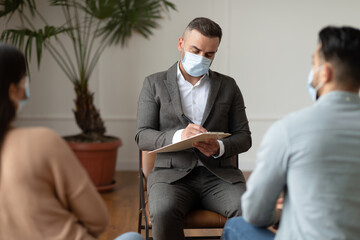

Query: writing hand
[181,123,207,140]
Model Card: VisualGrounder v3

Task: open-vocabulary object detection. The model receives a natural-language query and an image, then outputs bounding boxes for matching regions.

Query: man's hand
[181,124,219,157]
[192,139,220,157]
[181,123,207,140]
[276,197,283,209]
[272,197,283,230]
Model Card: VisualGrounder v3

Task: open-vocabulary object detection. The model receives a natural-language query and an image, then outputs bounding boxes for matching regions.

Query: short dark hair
[319,26,360,86]
[185,17,222,42]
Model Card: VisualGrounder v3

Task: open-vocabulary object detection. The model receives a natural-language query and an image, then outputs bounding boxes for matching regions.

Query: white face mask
[307,66,324,101]
[181,51,212,77]
[17,76,30,112]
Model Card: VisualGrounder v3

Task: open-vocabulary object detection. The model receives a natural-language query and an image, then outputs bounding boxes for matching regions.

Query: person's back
[277,91,360,239]
[0,127,109,239]
[222,26,360,240]
[0,43,109,239]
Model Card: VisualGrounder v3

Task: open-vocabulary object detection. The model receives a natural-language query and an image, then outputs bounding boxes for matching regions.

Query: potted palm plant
[0,0,175,190]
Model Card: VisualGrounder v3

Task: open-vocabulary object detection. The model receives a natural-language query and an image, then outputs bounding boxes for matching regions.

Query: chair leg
[145,223,150,240]
[138,210,142,233]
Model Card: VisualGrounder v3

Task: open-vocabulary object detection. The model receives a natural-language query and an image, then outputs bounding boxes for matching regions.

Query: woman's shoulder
[2,127,69,168]
[10,126,59,137]
[7,127,63,147]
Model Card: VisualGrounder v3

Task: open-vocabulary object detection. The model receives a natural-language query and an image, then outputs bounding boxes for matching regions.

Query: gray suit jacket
[135,63,251,188]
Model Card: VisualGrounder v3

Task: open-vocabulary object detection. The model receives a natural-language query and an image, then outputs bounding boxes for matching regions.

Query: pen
[181,113,194,124]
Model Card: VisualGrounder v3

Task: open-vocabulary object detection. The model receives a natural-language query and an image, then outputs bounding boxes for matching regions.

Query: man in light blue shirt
[222,26,360,240]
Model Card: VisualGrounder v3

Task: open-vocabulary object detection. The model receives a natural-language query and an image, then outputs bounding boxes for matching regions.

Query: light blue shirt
[242,91,360,240]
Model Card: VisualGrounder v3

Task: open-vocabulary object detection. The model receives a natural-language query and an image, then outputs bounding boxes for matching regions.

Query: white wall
[9,0,360,170]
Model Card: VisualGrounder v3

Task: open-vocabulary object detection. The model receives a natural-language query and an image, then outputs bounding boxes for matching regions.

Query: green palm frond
[1,26,71,67]
[83,0,116,20]
[1,0,176,72]
[162,0,176,11]
[0,0,176,137]
[94,0,176,46]
[0,0,37,17]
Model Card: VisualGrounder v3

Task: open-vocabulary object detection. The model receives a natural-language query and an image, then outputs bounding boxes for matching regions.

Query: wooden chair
[138,150,238,240]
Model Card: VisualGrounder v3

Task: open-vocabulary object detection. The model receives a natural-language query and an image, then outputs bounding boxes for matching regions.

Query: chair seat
[145,203,227,228]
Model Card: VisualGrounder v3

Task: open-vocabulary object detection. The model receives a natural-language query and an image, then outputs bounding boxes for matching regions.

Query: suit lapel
[164,65,222,127]
[164,63,187,125]
[201,70,222,126]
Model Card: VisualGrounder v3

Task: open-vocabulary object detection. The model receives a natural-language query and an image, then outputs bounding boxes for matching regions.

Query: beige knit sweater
[0,127,109,239]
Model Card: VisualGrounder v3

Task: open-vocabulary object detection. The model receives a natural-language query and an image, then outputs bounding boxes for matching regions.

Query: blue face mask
[181,51,212,77]
[307,67,324,101]
[17,76,30,112]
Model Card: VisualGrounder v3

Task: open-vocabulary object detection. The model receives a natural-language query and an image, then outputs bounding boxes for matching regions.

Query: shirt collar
[316,90,360,105]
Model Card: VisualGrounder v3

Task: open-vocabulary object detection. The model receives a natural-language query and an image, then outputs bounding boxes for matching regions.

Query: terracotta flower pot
[66,138,122,191]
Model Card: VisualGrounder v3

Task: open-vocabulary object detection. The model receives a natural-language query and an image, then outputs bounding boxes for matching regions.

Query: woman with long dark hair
[0,43,110,239]
[0,43,145,240]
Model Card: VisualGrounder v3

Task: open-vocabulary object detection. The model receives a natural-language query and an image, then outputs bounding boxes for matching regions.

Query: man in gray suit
[223,26,360,240]
[135,17,251,240]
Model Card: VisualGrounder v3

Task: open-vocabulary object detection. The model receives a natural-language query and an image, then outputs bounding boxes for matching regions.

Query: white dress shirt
[172,62,224,158]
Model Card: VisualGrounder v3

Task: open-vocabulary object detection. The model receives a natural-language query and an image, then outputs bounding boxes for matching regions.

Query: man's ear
[178,37,184,52]
[322,63,334,83]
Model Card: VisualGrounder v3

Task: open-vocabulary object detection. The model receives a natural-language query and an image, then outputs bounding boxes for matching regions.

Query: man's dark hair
[186,17,222,42]
[319,26,360,86]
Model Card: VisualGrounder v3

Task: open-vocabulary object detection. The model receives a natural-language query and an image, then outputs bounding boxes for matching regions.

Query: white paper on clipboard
[149,132,231,154]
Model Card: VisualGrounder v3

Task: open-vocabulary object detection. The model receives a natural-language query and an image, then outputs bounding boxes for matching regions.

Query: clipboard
[149,132,231,154]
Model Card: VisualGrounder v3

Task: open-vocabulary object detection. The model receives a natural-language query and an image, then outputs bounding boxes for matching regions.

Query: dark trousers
[148,166,246,240]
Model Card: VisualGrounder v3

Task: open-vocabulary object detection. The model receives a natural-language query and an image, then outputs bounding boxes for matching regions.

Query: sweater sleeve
[241,120,288,227]
[44,130,109,237]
